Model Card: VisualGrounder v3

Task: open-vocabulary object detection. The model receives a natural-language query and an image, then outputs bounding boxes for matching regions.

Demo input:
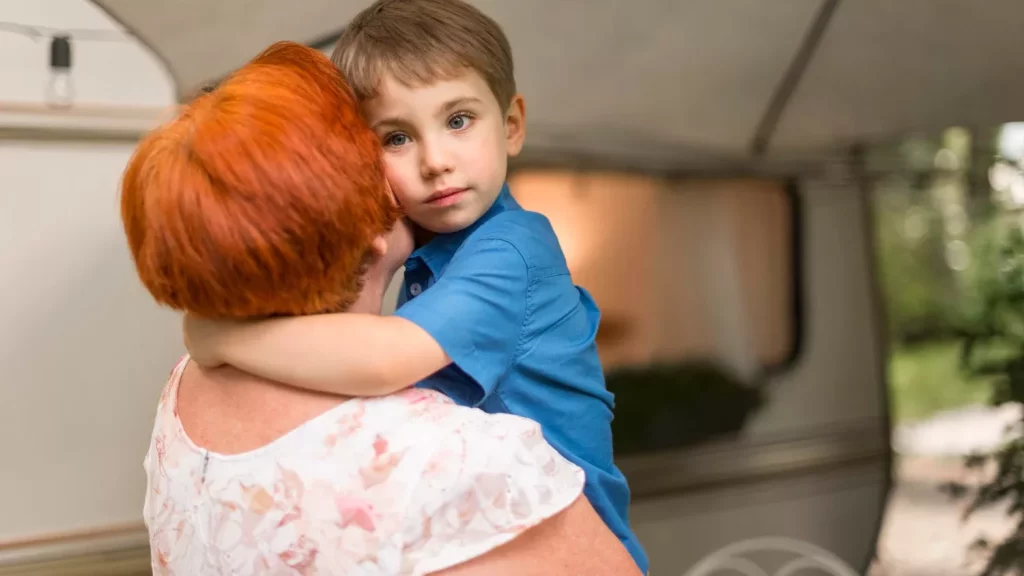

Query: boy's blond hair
[331,0,516,111]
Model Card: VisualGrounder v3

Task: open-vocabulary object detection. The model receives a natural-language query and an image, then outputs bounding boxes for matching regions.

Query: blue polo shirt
[394,185,648,572]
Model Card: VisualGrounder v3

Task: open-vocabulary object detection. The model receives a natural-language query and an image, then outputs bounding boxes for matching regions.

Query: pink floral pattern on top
[143,357,585,575]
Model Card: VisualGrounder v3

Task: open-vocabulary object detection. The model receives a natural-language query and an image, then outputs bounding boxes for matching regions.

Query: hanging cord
[0,21,134,43]
[1,21,138,108]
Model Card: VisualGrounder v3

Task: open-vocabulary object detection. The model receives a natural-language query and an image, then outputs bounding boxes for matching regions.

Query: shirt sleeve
[395,238,529,404]
[401,410,585,575]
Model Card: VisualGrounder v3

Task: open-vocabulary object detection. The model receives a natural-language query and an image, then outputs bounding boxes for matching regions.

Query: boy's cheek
[382,163,416,207]
[385,179,419,210]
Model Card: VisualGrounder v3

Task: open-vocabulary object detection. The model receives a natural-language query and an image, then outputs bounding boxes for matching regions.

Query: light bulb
[47,35,74,109]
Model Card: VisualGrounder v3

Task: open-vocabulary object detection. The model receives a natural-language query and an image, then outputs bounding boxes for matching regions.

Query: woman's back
[146,357,585,575]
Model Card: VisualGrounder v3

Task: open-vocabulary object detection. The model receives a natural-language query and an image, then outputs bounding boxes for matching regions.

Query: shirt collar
[408,183,519,276]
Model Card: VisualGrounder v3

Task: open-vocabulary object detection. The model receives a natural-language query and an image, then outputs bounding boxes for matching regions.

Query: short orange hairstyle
[121,41,398,319]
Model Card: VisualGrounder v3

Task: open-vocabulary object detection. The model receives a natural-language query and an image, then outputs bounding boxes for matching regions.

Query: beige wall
[1,140,182,543]
[0,0,177,546]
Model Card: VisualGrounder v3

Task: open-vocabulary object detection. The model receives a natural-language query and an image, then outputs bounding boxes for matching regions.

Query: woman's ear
[385,179,400,206]
[371,235,388,258]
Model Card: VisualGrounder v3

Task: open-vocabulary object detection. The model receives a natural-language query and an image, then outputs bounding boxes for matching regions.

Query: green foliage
[874,192,956,341]
[889,340,995,424]
[949,220,1024,576]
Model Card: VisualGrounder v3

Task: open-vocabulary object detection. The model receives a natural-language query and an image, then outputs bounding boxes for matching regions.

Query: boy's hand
[182,314,231,368]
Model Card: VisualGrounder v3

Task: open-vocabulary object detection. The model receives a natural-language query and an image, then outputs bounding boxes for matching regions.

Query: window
[508,170,801,453]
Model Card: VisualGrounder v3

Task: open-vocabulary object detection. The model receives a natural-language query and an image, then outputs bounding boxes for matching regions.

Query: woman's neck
[347,274,388,315]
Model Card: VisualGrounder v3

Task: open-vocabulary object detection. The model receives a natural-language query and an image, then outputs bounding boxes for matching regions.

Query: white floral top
[144,357,585,575]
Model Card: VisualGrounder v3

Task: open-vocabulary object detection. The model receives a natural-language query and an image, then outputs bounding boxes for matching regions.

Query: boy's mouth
[426,187,468,207]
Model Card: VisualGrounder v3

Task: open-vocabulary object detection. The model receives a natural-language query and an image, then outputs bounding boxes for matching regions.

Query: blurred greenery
[871,123,1024,575]
[873,127,1012,428]
[866,124,1024,574]
[873,129,1002,346]
[945,222,1024,576]
[889,338,1013,424]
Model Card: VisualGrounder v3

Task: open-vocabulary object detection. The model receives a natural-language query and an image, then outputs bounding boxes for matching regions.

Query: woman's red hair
[121,41,398,319]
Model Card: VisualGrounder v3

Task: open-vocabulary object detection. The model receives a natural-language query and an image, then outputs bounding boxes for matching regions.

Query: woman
[121,42,640,575]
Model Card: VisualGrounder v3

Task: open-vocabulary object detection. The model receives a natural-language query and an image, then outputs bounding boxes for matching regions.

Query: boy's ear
[505,94,526,157]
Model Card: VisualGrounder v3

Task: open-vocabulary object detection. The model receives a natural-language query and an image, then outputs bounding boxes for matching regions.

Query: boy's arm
[184,235,528,399]
[184,313,450,396]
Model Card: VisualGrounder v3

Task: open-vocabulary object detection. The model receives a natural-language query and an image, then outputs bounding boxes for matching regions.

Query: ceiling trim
[749,0,841,157]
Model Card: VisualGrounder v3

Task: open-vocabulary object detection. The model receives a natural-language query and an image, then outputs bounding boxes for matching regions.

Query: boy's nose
[419,141,454,178]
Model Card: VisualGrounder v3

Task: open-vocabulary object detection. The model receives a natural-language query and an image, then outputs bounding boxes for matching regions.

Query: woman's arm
[432,496,642,576]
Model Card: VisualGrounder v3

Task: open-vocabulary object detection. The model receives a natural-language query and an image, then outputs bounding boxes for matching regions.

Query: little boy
[185,0,648,571]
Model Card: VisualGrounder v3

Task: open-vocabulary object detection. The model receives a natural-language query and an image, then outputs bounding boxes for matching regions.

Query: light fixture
[47,34,74,108]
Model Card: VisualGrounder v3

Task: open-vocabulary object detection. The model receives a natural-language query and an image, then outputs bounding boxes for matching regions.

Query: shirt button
[409,283,422,296]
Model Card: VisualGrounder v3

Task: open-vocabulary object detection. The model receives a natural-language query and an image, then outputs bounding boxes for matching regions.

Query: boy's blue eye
[386,133,408,147]
[448,114,470,130]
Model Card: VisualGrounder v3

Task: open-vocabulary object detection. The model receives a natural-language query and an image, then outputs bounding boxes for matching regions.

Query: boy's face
[362,70,525,234]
